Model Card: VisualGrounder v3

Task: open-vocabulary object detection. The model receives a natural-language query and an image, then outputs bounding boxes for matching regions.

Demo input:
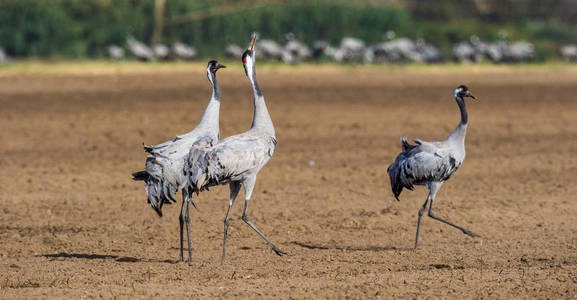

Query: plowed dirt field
[1,64,576,298]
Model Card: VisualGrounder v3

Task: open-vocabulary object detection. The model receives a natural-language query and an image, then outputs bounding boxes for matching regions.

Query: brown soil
[1,66,576,298]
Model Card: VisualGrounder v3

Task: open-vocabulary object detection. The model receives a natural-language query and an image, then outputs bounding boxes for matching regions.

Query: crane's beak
[248,33,257,52]
[215,63,226,70]
[466,91,477,100]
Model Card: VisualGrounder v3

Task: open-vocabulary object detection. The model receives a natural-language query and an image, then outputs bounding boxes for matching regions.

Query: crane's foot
[462,229,480,238]
[272,247,287,256]
[178,255,193,264]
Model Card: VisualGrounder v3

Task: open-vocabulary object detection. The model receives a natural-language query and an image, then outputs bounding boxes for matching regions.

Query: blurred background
[1,0,577,64]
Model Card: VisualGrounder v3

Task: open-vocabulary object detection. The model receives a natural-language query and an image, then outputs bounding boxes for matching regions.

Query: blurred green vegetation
[0,0,575,60]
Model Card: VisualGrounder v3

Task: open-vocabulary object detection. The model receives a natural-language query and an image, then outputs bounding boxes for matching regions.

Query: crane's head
[241,33,257,78]
[206,60,225,87]
[454,85,477,100]
[207,60,226,74]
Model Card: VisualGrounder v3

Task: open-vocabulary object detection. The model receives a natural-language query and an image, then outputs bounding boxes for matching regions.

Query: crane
[387,85,480,249]
[132,60,225,262]
[126,37,155,61]
[185,34,285,265]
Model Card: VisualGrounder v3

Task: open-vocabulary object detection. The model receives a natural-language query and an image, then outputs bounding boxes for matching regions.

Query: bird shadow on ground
[289,241,411,252]
[38,253,178,264]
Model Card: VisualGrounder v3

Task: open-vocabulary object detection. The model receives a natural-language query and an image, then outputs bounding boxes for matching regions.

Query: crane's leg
[427,182,479,238]
[241,176,286,256]
[179,190,186,262]
[414,195,430,249]
[184,192,193,263]
[222,182,241,266]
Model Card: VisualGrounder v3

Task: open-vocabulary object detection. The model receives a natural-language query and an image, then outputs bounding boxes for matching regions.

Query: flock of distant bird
[132,34,481,264]
[100,33,577,65]
[0,34,576,64]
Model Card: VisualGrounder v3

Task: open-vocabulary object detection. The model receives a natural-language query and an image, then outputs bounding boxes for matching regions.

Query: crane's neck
[457,96,468,125]
[196,71,220,131]
[207,69,221,101]
[247,64,275,136]
[447,96,468,144]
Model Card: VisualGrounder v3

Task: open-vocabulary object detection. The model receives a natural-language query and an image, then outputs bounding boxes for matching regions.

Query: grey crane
[282,32,311,65]
[171,42,198,61]
[186,34,285,265]
[387,85,480,249]
[152,44,170,60]
[333,37,365,62]
[225,44,244,59]
[0,47,9,64]
[126,37,154,61]
[106,45,125,60]
[255,39,284,60]
[560,44,577,62]
[132,60,225,262]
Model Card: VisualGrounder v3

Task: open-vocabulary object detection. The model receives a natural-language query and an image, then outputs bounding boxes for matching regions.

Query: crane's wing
[188,134,276,191]
[133,131,217,216]
[143,131,192,155]
[388,138,460,200]
[185,136,218,193]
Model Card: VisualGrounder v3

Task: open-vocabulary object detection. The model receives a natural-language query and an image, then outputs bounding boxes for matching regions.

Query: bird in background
[387,85,480,249]
[185,34,286,265]
[132,60,225,262]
